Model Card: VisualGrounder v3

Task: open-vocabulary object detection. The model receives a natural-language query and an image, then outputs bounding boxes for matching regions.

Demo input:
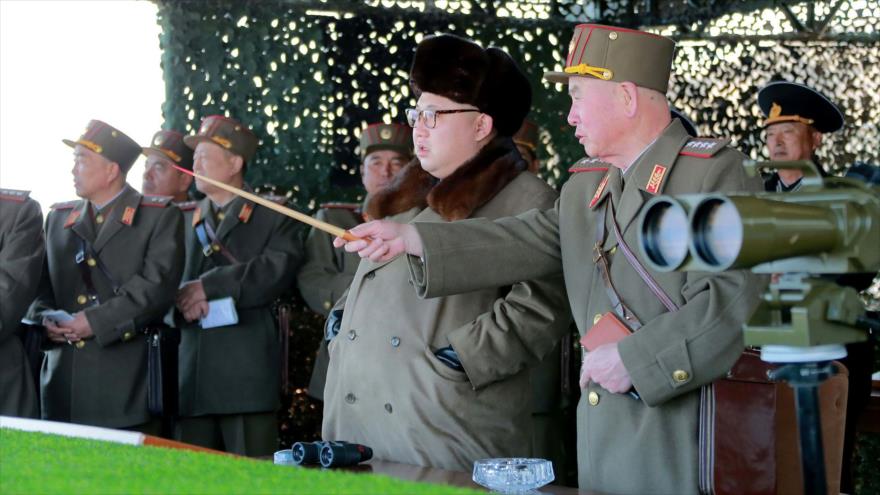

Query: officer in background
[297,122,412,401]
[513,120,541,174]
[0,189,44,418]
[175,115,302,456]
[29,120,184,432]
[758,80,842,191]
[142,129,194,203]
[758,80,874,493]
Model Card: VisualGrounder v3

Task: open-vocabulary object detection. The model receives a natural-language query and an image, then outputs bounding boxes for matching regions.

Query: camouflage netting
[155,1,878,488]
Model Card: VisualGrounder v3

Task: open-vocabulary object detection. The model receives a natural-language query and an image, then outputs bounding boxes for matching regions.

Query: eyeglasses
[405,107,481,129]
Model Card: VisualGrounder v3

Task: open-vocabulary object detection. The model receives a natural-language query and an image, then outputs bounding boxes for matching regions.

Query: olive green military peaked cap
[359,123,413,160]
[544,24,676,94]
[184,115,258,163]
[143,129,194,170]
[513,120,539,152]
[62,120,142,173]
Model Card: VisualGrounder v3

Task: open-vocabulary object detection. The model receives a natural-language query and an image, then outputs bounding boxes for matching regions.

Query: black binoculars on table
[291,440,373,468]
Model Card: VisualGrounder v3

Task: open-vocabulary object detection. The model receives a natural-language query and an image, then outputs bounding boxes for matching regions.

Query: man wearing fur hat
[174,115,302,456]
[297,122,412,401]
[321,34,571,471]
[336,25,764,493]
[28,120,185,432]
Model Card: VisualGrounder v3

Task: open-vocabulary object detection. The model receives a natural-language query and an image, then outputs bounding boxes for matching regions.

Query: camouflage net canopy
[156,0,880,208]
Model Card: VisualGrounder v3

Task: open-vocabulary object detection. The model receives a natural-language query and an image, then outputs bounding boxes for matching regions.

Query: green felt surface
[0,428,480,494]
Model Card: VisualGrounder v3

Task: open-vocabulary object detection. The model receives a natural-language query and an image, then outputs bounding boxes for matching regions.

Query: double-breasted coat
[30,185,184,428]
[408,121,765,493]
[178,191,301,417]
[297,203,363,399]
[322,138,572,472]
[0,190,44,418]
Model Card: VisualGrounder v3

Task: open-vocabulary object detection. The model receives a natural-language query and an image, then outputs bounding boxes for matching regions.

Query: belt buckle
[75,250,85,264]
[202,243,213,257]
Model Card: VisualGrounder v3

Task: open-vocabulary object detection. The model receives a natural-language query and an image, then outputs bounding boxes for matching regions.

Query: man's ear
[618,81,639,118]
[810,129,823,152]
[230,154,245,176]
[106,161,122,185]
[474,113,494,141]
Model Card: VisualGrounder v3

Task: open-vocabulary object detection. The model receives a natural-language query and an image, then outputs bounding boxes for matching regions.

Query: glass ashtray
[274,449,297,466]
[472,458,554,493]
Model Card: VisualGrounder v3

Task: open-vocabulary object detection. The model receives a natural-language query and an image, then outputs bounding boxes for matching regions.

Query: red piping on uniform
[678,151,711,158]
[568,166,609,173]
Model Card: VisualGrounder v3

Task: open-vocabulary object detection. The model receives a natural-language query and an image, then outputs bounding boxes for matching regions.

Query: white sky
[0,0,163,215]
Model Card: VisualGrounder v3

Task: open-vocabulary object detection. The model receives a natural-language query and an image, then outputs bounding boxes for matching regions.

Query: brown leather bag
[699,349,778,495]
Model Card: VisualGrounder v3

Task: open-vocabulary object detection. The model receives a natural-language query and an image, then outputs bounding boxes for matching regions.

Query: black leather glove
[325,309,343,342]
[434,346,465,372]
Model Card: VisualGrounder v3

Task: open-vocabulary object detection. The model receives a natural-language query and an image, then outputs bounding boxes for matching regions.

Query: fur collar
[365,136,527,221]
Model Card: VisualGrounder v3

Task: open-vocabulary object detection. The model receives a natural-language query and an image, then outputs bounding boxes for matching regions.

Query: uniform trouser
[175,412,277,457]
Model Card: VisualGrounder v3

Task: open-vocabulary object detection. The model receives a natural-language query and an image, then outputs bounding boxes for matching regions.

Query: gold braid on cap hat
[76,139,103,154]
[210,136,233,149]
[513,138,537,151]
[159,148,182,163]
[764,102,814,127]
[564,63,614,81]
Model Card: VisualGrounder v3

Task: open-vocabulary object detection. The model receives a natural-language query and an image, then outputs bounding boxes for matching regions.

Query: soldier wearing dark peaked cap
[142,129,194,203]
[174,115,302,456]
[759,80,873,493]
[513,120,541,174]
[758,80,844,192]
[28,120,184,432]
[297,122,412,401]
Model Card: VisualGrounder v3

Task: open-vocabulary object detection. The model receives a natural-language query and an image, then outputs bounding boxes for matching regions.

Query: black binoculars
[291,440,373,468]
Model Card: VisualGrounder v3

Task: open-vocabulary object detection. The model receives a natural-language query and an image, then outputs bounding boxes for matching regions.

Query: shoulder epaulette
[679,138,731,158]
[260,194,287,206]
[176,200,198,211]
[141,195,173,207]
[0,188,30,202]
[320,202,361,211]
[568,157,612,173]
[50,200,79,210]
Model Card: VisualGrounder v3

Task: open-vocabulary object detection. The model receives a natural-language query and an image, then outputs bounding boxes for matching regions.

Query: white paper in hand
[200,297,239,329]
[42,310,75,324]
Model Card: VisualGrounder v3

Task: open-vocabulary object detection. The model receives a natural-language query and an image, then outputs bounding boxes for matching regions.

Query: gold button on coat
[673,370,690,382]
[217,212,225,220]
[212,244,220,252]
[588,391,600,406]
[77,295,88,305]
[593,313,602,325]
[87,258,97,267]
[609,31,619,40]
[75,341,85,349]
[123,332,133,341]
[322,301,332,310]
[95,214,104,224]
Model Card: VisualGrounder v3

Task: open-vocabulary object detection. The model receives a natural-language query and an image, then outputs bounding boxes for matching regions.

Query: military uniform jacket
[179,190,301,417]
[408,121,765,493]
[296,203,364,316]
[30,185,184,428]
[0,190,43,418]
[322,139,572,472]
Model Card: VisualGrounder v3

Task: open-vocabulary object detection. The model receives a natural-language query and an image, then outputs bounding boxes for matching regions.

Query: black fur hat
[409,34,531,137]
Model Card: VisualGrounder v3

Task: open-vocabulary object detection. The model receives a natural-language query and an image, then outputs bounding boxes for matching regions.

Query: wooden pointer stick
[173,165,362,242]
